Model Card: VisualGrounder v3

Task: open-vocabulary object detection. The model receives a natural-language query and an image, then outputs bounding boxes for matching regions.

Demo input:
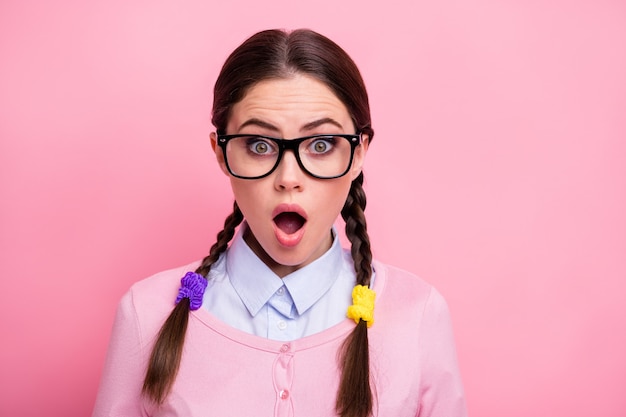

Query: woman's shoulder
[120,261,202,319]
[131,261,200,292]
[370,260,457,358]
[373,260,434,296]
[372,259,449,315]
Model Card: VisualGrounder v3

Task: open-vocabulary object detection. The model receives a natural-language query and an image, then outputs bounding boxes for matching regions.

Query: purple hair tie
[175,272,208,310]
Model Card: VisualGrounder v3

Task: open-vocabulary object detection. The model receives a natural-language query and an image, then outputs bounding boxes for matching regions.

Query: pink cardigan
[93,260,467,417]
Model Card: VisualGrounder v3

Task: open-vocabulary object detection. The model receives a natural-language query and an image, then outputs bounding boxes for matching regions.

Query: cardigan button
[279,389,289,400]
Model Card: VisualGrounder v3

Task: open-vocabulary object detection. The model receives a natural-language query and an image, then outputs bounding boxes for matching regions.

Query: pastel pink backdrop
[1,0,624,416]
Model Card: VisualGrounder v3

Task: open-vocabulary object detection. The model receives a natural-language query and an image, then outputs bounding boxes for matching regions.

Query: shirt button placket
[273,343,294,417]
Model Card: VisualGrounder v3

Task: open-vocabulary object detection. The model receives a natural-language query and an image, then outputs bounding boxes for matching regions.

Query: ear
[349,133,369,180]
[210,132,230,177]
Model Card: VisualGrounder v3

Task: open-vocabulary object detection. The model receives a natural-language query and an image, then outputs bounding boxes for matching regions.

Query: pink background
[1,0,625,415]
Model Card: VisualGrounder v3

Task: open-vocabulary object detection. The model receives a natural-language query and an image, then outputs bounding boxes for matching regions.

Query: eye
[246,137,276,155]
[308,137,335,155]
[254,141,268,154]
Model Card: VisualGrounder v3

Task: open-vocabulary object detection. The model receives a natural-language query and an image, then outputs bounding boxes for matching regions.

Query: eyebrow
[301,117,343,131]
[238,118,280,132]
[237,117,344,134]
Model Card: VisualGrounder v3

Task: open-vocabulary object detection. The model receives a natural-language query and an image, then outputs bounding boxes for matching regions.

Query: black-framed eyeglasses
[216,133,362,179]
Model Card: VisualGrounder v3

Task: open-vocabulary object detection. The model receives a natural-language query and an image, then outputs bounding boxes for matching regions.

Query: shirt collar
[226,223,344,317]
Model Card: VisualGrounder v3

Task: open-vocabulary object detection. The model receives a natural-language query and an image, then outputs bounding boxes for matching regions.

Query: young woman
[93,29,467,417]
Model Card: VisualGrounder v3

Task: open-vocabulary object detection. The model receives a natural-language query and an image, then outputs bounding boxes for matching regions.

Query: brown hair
[143,29,375,417]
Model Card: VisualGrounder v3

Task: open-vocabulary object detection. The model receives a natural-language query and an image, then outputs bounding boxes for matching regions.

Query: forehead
[226,74,354,134]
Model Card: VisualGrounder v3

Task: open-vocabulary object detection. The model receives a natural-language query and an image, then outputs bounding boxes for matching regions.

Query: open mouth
[273,212,306,235]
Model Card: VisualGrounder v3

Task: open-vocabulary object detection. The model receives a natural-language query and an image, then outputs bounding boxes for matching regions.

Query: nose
[274,149,304,191]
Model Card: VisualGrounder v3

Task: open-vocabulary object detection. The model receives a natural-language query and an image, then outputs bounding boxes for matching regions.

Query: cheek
[315,180,352,218]
[230,180,260,213]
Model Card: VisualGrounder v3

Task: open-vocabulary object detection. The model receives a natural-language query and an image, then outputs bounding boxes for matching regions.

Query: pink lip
[271,203,308,220]
[272,203,307,247]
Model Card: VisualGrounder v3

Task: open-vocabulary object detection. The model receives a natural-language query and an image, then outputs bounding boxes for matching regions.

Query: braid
[196,201,244,277]
[336,172,374,417]
[341,172,372,287]
[142,201,243,404]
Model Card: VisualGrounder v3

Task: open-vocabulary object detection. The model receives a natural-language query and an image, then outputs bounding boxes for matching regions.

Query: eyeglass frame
[215,133,363,180]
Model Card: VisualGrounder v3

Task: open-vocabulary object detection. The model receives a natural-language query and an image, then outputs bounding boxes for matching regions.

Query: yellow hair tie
[346,285,376,327]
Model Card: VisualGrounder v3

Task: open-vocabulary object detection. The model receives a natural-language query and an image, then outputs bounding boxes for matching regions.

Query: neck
[242,226,332,278]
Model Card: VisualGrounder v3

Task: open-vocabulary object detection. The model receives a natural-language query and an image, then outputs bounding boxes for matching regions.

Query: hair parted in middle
[142,29,376,417]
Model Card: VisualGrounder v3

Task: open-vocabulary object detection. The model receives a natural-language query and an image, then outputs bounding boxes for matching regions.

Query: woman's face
[211,74,368,277]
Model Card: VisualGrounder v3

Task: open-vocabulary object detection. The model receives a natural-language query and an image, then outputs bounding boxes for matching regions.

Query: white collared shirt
[202,224,372,341]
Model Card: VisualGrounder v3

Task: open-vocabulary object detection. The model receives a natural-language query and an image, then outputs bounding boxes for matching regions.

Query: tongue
[274,212,305,235]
